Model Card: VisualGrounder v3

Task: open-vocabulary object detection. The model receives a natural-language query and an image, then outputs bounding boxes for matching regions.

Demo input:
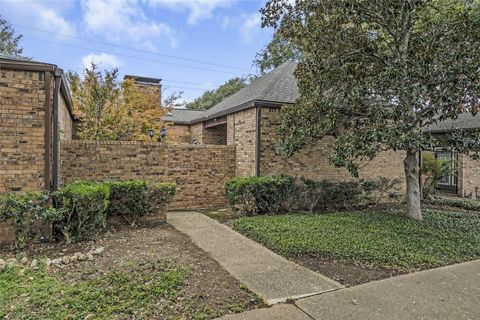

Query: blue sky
[0,0,273,102]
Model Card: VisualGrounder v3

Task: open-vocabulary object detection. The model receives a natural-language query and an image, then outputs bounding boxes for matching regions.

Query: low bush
[55,182,110,243]
[297,178,362,212]
[106,180,148,227]
[0,193,61,250]
[428,198,480,211]
[147,182,177,212]
[421,153,453,199]
[225,176,294,215]
[297,177,402,212]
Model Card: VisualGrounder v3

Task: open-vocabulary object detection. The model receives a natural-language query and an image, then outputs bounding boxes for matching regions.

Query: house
[165,61,480,198]
[0,55,76,193]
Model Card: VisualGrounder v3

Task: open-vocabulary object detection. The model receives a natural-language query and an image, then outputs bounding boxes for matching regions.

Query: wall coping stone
[62,140,234,150]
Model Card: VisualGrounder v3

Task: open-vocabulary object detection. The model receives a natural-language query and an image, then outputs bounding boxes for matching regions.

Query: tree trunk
[404,150,422,221]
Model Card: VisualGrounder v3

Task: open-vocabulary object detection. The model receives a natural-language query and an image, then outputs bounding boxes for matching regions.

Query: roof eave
[187,99,293,125]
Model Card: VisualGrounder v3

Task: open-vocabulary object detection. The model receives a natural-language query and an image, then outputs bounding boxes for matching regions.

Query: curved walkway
[167,211,343,305]
[168,211,480,320]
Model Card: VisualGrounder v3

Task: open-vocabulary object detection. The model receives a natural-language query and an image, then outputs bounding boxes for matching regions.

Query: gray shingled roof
[164,108,206,124]
[425,113,480,132]
[0,54,56,67]
[167,60,298,124]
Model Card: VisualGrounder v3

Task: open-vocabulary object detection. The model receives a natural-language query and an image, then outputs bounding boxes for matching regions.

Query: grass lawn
[233,209,480,271]
[0,262,188,320]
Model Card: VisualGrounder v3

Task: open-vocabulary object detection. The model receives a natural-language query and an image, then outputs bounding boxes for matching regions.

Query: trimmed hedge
[55,182,110,243]
[148,182,177,211]
[226,175,402,215]
[106,180,149,227]
[298,177,402,212]
[225,176,294,215]
[0,192,61,250]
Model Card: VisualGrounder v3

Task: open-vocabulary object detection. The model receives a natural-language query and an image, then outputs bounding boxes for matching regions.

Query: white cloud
[2,1,75,36]
[149,0,234,25]
[222,12,263,44]
[239,13,262,43]
[82,53,122,69]
[82,0,178,48]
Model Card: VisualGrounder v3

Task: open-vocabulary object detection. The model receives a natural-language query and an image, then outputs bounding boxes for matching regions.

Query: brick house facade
[0,56,75,193]
[165,61,480,198]
[1,56,479,205]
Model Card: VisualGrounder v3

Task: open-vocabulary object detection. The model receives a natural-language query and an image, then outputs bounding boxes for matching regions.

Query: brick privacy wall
[230,107,257,176]
[203,124,227,145]
[227,114,235,145]
[60,140,236,209]
[260,107,406,190]
[58,94,73,140]
[167,124,191,144]
[457,154,480,198]
[0,69,47,193]
[190,122,203,143]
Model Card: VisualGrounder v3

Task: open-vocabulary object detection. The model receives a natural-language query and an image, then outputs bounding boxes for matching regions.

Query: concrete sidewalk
[219,259,480,320]
[167,211,343,305]
[295,259,480,320]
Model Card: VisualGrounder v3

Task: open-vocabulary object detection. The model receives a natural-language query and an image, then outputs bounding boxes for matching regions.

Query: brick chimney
[123,75,162,106]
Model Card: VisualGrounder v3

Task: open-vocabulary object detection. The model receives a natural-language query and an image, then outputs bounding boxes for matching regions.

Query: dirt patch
[1,224,262,319]
[293,255,405,286]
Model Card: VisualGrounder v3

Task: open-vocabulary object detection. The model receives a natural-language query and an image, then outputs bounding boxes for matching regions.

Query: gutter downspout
[255,106,261,177]
[52,68,63,192]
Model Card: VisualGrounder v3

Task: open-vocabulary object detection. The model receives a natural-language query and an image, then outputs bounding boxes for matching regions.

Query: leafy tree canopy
[68,64,174,141]
[0,15,24,57]
[186,77,249,110]
[254,31,300,74]
[262,0,480,220]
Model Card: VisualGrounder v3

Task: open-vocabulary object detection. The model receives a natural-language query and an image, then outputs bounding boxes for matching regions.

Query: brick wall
[458,154,480,198]
[203,124,227,145]
[227,114,235,145]
[0,69,47,193]
[60,140,236,209]
[259,107,406,190]
[230,107,257,176]
[190,123,203,144]
[167,124,191,144]
[58,94,73,140]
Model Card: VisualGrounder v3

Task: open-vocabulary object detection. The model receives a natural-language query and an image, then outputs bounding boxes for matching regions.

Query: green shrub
[55,182,110,243]
[298,178,362,212]
[106,180,148,227]
[147,182,177,212]
[225,176,294,215]
[297,177,402,212]
[0,192,61,250]
[421,153,453,199]
[429,198,480,211]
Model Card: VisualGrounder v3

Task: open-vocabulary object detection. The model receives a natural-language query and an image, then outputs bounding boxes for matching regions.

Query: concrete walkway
[219,260,480,320]
[295,259,480,320]
[167,211,343,305]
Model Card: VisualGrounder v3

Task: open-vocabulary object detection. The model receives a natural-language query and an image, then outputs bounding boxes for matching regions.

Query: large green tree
[186,77,248,110]
[67,64,126,140]
[263,0,480,220]
[254,32,300,74]
[0,15,23,57]
[68,64,175,141]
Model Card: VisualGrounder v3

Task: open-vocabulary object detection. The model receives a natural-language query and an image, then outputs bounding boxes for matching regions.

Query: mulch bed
[1,223,263,319]
[292,255,405,286]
